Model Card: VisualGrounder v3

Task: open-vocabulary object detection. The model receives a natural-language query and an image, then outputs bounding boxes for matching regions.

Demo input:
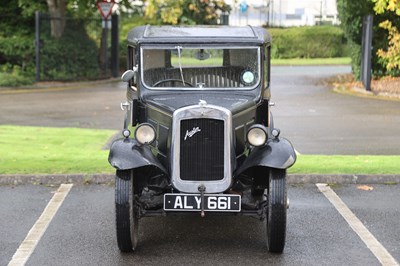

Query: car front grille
[179,118,224,181]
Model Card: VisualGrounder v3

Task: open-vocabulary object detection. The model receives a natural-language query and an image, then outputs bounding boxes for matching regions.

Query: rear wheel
[266,168,287,253]
[115,170,139,252]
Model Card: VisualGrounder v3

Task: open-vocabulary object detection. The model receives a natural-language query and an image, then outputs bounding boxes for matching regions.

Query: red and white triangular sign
[97,0,115,19]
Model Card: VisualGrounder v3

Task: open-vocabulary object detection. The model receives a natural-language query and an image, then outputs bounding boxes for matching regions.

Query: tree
[0,0,37,71]
[145,0,231,25]
[46,0,67,38]
[337,0,400,78]
[18,0,135,38]
[373,0,400,72]
[337,0,374,78]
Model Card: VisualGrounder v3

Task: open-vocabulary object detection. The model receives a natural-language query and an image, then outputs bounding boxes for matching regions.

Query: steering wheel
[152,79,194,87]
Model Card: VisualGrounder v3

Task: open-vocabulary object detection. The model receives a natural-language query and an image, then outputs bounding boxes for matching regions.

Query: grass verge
[0,125,399,175]
[289,155,400,175]
[0,125,115,175]
[271,57,351,66]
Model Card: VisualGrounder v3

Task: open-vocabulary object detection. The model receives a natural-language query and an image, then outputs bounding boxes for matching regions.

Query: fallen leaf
[357,185,373,191]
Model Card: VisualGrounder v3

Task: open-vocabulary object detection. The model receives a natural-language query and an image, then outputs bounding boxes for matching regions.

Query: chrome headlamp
[247,124,268,147]
[135,123,156,144]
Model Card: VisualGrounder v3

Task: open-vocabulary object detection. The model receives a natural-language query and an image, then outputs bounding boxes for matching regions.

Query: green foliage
[0,1,36,34]
[373,0,400,15]
[181,0,231,25]
[17,0,47,17]
[0,1,36,79]
[373,0,400,72]
[0,71,34,87]
[0,35,35,73]
[337,0,400,78]
[17,0,135,19]
[145,0,231,25]
[267,26,348,59]
[1,0,142,84]
[40,19,100,80]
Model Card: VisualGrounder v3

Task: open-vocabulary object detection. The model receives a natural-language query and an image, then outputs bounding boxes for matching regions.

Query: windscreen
[141,46,260,90]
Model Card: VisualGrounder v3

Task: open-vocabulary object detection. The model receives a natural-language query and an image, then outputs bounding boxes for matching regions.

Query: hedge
[267,26,348,59]
[39,19,100,81]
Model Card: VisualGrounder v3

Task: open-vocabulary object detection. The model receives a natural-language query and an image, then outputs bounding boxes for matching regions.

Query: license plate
[164,193,241,212]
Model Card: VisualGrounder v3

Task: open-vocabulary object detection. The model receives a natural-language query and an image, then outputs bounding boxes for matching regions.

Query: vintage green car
[109,25,296,253]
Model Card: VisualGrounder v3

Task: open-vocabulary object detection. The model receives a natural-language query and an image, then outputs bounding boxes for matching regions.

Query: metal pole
[360,17,366,82]
[111,14,119,77]
[105,19,108,75]
[362,15,373,92]
[35,11,40,82]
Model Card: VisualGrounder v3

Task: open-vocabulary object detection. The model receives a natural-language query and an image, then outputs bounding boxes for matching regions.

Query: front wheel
[115,170,139,252]
[266,168,287,253]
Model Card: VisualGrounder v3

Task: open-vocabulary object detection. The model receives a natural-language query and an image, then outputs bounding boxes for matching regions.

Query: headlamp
[135,123,156,144]
[247,124,268,147]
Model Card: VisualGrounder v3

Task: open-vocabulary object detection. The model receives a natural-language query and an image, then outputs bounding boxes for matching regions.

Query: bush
[0,35,35,74]
[0,3,37,84]
[40,19,100,81]
[0,72,34,87]
[267,26,348,59]
[337,0,400,78]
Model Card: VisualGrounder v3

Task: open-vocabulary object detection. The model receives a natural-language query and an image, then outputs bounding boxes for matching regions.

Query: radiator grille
[180,118,224,181]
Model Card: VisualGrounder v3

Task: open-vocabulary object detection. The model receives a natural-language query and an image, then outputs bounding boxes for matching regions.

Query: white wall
[225,0,339,27]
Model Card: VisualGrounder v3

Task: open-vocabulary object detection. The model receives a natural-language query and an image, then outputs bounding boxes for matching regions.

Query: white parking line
[8,184,73,266]
[316,183,399,266]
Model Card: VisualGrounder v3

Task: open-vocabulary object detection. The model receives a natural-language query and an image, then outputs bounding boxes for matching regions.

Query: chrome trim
[171,103,233,193]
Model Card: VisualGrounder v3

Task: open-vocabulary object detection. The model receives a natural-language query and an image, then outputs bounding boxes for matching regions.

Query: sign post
[97,0,115,76]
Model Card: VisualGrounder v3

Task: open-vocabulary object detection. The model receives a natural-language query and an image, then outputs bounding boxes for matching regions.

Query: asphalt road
[1,66,399,155]
[1,183,399,265]
[1,66,399,265]
[271,66,400,155]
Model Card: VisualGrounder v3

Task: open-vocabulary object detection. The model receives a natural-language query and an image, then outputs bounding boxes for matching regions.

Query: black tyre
[266,168,287,253]
[115,170,139,252]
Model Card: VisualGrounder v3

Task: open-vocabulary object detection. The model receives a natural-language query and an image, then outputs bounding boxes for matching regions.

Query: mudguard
[234,137,296,177]
[108,138,167,173]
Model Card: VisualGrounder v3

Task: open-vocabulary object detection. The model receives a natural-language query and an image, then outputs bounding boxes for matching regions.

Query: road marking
[316,183,399,266]
[8,184,73,266]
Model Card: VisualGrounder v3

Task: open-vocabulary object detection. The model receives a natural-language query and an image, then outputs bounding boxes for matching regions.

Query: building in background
[225,0,339,27]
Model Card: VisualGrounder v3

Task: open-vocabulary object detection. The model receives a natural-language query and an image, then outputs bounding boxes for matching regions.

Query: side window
[128,46,137,86]
[128,46,135,70]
